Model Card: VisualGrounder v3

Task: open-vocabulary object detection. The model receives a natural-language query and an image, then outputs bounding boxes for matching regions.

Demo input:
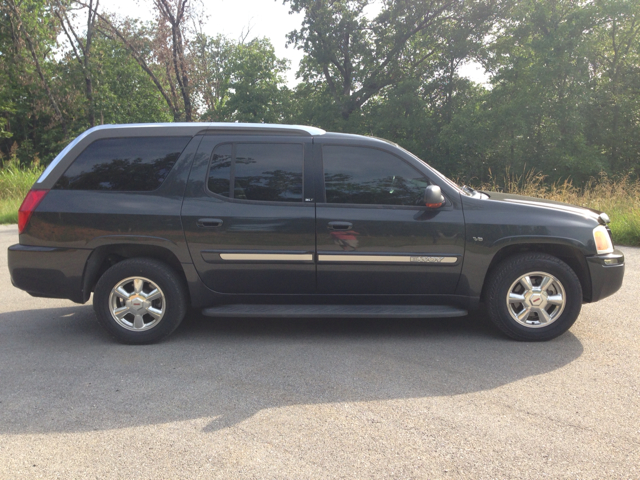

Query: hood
[484,191,609,224]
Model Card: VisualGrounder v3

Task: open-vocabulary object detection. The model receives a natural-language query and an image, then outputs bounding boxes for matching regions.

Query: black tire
[485,253,582,341]
[93,258,188,344]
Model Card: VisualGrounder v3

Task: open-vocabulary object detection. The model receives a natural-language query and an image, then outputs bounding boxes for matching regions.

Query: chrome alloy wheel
[506,271,566,328]
[108,276,165,331]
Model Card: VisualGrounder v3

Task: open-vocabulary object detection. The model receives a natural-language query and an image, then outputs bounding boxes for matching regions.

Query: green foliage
[0,0,68,163]
[195,36,292,123]
[87,35,173,124]
[0,146,43,224]
[0,102,13,139]
[0,197,22,225]
[0,0,639,195]
[438,0,640,184]
[221,38,293,123]
[192,33,234,119]
[584,0,640,177]
[0,155,43,201]
[475,1,607,181]
[0,3,173,165]
[607,206,640,246]
[284,0,499,122]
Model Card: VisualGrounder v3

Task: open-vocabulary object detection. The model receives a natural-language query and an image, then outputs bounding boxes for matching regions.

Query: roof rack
[77,122,326,137]
[195,123,326,137]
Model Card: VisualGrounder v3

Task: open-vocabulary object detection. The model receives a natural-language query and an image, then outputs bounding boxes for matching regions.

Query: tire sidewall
[93,259,187,344]
[488,254,582,341]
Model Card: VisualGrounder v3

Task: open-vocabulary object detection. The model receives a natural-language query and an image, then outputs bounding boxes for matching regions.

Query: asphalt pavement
[0,224,638,479]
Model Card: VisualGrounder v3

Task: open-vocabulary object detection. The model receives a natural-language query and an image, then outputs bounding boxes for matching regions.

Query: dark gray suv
[8,123,625,343]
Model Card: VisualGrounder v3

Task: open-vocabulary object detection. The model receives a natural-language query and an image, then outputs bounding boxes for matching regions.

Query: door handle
[197,218,223,228]
[328,221,353,230]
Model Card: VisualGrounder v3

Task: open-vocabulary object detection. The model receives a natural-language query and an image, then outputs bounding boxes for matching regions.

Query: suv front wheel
[93,258,188,344]
[486,253,583,341]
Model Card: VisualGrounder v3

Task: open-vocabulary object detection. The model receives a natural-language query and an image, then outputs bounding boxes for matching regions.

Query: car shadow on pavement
[0,304,583,434]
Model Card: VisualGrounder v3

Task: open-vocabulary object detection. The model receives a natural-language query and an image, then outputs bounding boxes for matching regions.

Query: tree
[284,0,499,122]
[83,34,173,124]
[441,0,609,183]
[94,14,183,121]
[191,33,234,120]
[586,0,640,176]
[192,34,293,123]
[54,0,100,127]
[222,38,292,123]
[152,0,195,121]
[3,0,66,133]
[0,0,74,164]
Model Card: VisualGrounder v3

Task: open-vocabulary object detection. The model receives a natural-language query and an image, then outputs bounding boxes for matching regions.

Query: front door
[315,143,465,295]
[182,135,316,294]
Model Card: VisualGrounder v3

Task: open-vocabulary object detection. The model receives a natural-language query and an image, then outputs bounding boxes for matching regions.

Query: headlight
[593,225,613,254]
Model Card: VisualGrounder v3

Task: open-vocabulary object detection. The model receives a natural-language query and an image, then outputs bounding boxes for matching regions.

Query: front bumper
[7,244,91,304]
[586,249,625,303]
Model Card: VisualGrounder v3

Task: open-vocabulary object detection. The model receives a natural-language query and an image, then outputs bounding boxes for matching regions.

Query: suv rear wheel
[486,253,582,341]
[93,258,187,344]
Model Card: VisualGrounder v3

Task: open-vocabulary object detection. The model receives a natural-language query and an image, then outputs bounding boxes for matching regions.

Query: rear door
[182,135,316,294]
[315,142,465,295]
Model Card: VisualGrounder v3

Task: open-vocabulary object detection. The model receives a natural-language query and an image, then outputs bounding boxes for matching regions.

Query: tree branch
[54,10,84,68]
[96,24,179,119]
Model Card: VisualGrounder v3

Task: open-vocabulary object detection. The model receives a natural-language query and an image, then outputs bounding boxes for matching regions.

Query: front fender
[458,195,600,301]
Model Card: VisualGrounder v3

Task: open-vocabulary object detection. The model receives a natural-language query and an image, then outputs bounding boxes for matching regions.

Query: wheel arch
[480,243,592,303]
[82,244,188,304]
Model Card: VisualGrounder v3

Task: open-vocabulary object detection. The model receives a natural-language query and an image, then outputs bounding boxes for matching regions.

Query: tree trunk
[84,0,98,127]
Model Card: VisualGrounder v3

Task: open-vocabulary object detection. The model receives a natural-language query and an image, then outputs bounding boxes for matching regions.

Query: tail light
[18,189,49,234]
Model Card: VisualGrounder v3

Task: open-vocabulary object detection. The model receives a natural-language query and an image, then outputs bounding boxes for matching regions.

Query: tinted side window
[54,136,191,191]
[207,144,232,197]
[207,143,303,202]
[323,146,429,205]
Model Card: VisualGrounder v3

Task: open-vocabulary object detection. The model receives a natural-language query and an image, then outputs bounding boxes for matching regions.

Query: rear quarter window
[54,136,191,191]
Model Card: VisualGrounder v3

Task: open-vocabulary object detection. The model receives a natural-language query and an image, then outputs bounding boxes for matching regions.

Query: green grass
[0,162,42,200]
[0,162,43,225]
[0,197,22,224]
[600,204,640,246]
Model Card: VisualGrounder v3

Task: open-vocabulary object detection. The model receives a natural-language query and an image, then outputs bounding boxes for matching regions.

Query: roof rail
[195,123,326,137]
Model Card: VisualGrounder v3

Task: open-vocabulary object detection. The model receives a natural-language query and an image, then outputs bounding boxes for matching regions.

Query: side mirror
[424,185,445,208]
